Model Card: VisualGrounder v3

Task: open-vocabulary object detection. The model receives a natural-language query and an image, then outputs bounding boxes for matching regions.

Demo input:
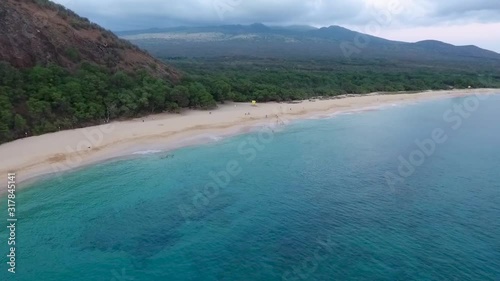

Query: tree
[188,82,216,109]
[13,114,28,135]
[210,79,231,102]
[169,86,190,108]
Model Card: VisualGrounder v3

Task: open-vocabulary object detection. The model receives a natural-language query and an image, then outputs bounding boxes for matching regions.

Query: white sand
[0,89,497,192]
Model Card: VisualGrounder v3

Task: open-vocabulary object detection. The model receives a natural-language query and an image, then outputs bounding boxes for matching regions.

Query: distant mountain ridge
[116,23,500,63]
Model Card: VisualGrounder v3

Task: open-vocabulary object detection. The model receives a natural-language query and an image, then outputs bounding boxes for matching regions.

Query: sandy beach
[0,88,497,192]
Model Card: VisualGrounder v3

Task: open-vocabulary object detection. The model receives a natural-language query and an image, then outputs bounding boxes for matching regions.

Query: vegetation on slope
[0,0,183,143]
[0,62,217,143]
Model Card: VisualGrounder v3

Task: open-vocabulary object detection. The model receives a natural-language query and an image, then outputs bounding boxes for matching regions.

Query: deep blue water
[1,94,500,281]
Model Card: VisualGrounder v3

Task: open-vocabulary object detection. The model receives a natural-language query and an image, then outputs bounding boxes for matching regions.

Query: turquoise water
[1,94,500,281]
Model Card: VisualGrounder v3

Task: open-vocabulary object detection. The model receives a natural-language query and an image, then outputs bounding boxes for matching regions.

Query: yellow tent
[251,100,257,106]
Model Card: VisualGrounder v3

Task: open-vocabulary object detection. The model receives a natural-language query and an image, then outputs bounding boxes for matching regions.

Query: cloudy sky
[53,0,500,52]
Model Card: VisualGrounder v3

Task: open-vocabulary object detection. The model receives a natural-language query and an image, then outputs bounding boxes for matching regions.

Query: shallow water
[1,94,499,280]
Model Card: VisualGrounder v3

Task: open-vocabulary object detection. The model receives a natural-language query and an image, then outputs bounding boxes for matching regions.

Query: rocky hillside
[0,0,180,82]
[0,0,196,144]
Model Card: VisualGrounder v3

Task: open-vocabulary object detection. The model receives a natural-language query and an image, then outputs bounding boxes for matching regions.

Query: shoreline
[1,88,498,193]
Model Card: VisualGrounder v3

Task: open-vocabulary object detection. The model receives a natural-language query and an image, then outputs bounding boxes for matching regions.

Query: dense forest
[0,61,217,143]
[168,57,500,102]
[1,57,499,143]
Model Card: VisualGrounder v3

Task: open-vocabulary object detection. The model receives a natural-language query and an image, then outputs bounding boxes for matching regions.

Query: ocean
[1,94,499,281]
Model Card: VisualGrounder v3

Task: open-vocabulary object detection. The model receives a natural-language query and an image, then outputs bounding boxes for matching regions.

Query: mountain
[0,0,191,144]
[413,40,499,59]
[0,0,180,82]
[117,24,500,64]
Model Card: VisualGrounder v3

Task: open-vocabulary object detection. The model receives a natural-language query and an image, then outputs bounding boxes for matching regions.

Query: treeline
[0,62,221,143]
[169,57,500,102]
[1,58,499,143]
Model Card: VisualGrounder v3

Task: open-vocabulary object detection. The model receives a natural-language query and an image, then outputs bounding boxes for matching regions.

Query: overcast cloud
[52,0,500,52]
